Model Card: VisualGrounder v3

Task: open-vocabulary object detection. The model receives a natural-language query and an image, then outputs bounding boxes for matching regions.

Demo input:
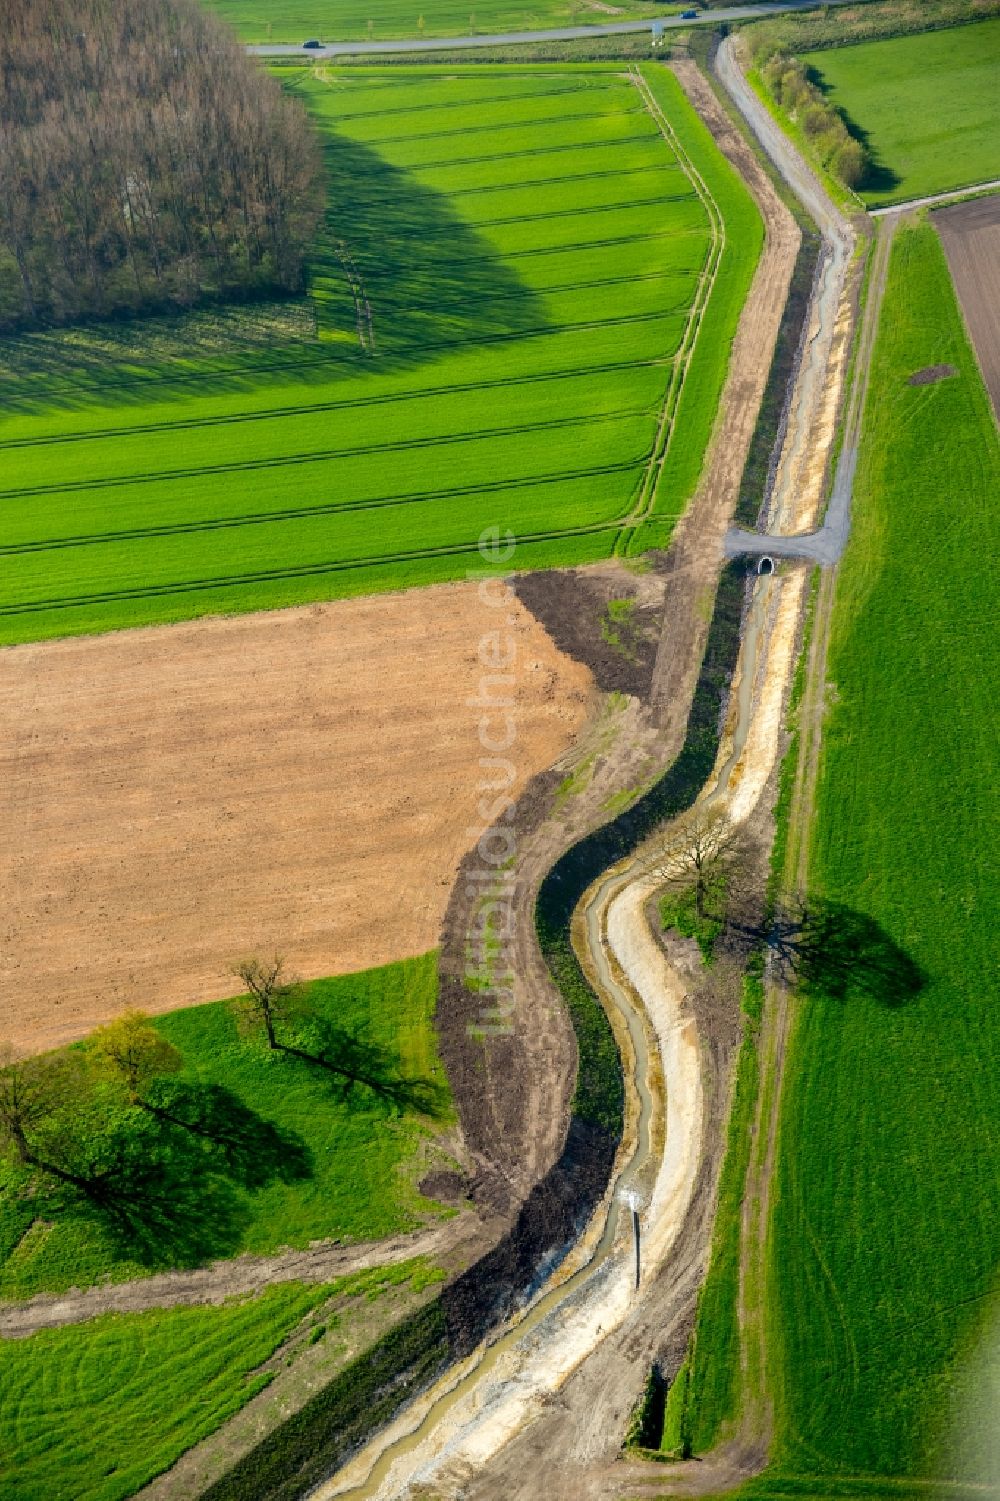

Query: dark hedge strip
[735,225,821,528]
[536,558,749,1132]
[197,1300,450,1501]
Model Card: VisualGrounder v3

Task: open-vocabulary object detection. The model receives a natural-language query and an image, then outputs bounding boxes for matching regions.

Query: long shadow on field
[751,898,926,1008]
[64,1084,313,1271]
[277,1020,451,1122]
[0,131,549,419]
[144,1079,313,1190]
[803,66,901,200]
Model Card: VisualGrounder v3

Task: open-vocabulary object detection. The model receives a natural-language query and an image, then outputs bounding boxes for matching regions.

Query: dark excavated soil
[908,363,957,386]
[512,561,667,698]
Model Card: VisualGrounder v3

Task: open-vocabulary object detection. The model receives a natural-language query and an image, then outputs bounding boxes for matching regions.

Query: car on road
[302,38,323,48]
[680,9,699,18]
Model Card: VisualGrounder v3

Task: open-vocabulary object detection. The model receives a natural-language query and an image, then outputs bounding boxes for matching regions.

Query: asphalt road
[869,177,1000,217]
[248,0,855,56]
[715,32,858,568]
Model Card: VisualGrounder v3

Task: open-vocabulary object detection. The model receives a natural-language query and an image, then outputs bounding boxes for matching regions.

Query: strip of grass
[0,1282,330,1501]
[203,0,674,44]
[0,1263,441,1501]
[682,966,763,1452]
[763,225,1000,1484]
[198,1294,451,1501]
[0,954,453,1299]
[802,21,1000,207]
[633,64,764,545]
[0,64,752,645]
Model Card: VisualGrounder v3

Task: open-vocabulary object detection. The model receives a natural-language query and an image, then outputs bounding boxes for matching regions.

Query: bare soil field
[936,194,1000,417]
[0,584,593,1055]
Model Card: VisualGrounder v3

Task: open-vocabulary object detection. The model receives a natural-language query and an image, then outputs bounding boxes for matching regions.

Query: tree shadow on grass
[62,1084,313,1271]
[0,130,549,419]
[753,898,927,1008]
[144,1080,313,1190]
[802,65,901,199]
[282,1019,451,1122]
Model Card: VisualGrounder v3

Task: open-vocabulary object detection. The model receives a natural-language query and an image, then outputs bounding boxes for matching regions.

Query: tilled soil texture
[935,194,1000,418]
[0,585,594,1054]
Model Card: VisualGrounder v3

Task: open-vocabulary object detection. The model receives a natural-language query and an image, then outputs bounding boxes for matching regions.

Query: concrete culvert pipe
[758,556,776,576]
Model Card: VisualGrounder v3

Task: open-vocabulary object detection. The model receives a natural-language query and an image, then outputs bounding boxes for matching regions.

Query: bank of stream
[194,39,830,1501]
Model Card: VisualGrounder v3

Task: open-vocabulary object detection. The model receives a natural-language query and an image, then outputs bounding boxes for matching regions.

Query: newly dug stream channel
[312,553,786,1501]
[312,40,867,1497]
[187,43,864,1500]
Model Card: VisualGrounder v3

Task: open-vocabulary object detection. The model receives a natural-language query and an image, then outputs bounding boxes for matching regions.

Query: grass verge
[764,223,1000,1484]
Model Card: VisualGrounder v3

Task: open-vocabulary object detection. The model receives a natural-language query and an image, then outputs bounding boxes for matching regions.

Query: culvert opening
[758,556,775,576]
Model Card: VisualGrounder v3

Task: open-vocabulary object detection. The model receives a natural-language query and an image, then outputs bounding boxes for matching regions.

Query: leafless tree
[652,806,744,920]
[0,0,324,329]
[231,955,304,1051]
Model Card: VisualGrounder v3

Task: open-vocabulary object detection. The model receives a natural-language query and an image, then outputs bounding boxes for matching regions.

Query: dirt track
[0,1219,484,1340]
[935,194,1000,418]
[0,586,593,1054]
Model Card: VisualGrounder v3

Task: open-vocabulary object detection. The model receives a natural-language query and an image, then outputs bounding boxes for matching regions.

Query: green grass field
[802,20,1000,207]
[203,0,670,44]
[0,1263,441,1501]
[760,225,1000,1487]
[0,954,454,1299]
[0,64,761,647]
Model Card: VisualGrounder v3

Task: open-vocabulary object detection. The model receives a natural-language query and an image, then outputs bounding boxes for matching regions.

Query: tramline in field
[0,64,760,646]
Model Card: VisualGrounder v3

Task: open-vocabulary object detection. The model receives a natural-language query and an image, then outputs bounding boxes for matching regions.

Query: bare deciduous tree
[231,955,304,1051]
[652,806,744,920]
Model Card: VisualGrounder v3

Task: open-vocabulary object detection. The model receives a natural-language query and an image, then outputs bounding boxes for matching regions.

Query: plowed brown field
[0,585,593,1055]
[936,194,1000,417]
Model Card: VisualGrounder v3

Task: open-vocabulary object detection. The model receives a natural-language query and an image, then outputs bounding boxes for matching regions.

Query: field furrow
[0,63,762,645]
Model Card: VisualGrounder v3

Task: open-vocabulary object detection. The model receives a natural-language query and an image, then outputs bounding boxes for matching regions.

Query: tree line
[751,39,869,190]
[0,0,324,330]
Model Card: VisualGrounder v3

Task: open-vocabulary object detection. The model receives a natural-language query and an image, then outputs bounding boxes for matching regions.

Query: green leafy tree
[90,1010,183,1105]
[0,1048,99,1195]
[832,138,868,189]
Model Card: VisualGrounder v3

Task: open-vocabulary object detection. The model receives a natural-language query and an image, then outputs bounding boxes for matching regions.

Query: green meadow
[0,954,454,1299]
[0,64,760,646]
[0,1264,441,1501]
[802,20,1000,206]
[203,0,668,44]
[760,226,1000,1486]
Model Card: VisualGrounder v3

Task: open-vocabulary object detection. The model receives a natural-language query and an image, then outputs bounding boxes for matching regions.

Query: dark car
[302,38,324,48]
[680,9,699,18]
